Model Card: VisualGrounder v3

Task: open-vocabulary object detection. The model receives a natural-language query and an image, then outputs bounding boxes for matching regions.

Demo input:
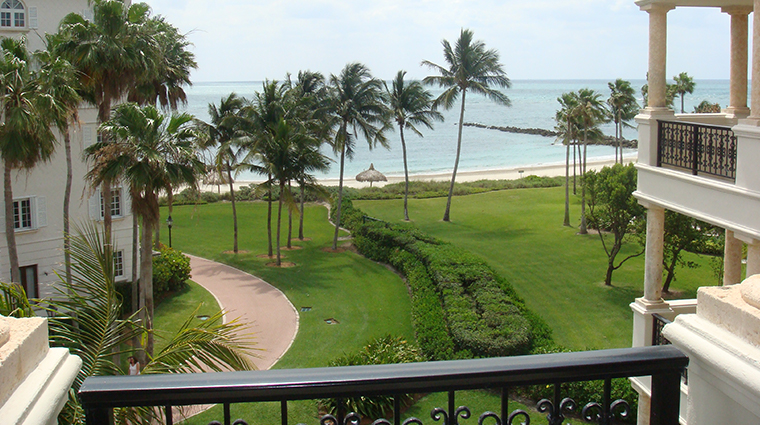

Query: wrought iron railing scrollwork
[651,313,672,347]
[657,120,737,181]
[79,346,687,425]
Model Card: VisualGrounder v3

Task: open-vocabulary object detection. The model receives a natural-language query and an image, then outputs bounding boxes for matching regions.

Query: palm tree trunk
[98,103,113,249]
[63,130,73,286]
[131,214,138,312]
[573,141,577,195]
[287,180,293,249]
[227,163,238,253]
[579,132,588,235]
[140,215,155,359]
[267,175,273,257]
[298,182,305,240]
[401,126,410,221]
[332,144,346,250]
[276,181,284,266]
[4,159,20,284]
[443,90,467,222]
[563,130,571,227]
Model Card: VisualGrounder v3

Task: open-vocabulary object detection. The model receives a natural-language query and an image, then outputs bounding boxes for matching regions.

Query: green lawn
[153,279,221,355]
[158,201,414,423]
[355,185,717,350]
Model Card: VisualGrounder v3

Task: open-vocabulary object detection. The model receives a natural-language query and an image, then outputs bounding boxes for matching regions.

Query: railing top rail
[658,120,734,131]
[79,345,687,409]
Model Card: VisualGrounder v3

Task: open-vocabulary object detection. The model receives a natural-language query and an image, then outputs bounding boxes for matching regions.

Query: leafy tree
[327,63,388,249]
[87,103,205,358]
[196,93,246,253]
[693,100,721,113]
[585,163,645,286]
[422,28,511,222]
[607,79,638,163]
[384,70,443,221]
[55,0,161,246]
[0,37,57,284]
[673,72,696,113]
[662,211,716,293]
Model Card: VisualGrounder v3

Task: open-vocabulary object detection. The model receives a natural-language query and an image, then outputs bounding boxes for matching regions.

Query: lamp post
[166,215,173,248]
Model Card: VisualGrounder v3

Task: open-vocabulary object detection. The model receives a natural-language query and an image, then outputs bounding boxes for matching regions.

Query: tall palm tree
[55,0,160,246]
[422,28,511,222]
[0,37,58,284]
[573,88,608,234]
[87,103,204,359]
[607,79,639,163]
[673,72,695,113]
[555,92,580,227]
[196,93,246,253]
[327,63,388,249]
[385,70,443,221]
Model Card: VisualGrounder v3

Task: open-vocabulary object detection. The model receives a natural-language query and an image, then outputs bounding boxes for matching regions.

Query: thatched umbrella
[356,163,387,187]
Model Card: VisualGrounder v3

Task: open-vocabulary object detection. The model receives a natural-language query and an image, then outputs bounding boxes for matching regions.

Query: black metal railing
[79,345,687,425]
[657,120,737,181]
[651,314,671,347]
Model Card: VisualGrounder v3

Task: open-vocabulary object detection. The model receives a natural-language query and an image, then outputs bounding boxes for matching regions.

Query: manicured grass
[158,201,414,424]
[355,186,716,350]
[153,280,221,355]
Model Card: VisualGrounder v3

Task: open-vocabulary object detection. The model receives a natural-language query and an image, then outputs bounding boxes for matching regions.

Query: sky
[145,0,741,83]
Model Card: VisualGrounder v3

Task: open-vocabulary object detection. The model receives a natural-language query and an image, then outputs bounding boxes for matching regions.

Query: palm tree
[196,93,246,253]
[607,79,638,163]
[327,63,388,249]
[422,28,511,222]
[55,0,160,246]
[555,92,580,227]
[385,70,443,221]
[0,37,58,284]
[87,103,204,359]
[573,88,608,234]
[673,72,695,113]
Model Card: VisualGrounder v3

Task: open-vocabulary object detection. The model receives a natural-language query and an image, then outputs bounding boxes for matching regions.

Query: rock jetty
[463,122,638,148]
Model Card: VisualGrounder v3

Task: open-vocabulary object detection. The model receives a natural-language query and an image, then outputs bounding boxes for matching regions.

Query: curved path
[187,255,299,370]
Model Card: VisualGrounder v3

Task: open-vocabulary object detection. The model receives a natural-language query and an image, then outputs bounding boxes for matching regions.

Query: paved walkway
[187,255,299,370]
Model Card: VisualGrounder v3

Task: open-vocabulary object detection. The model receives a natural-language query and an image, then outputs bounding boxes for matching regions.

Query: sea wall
[463,122,638,148]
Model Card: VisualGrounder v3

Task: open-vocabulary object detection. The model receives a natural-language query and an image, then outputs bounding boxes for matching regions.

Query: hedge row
[335,198,550,360]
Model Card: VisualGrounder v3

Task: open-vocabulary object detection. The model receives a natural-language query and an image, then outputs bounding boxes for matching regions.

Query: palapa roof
[355,163,387,183]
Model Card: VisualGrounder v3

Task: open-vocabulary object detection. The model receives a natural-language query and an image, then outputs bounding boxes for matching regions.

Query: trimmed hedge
[153,247,191,296]
[336,197,547,359]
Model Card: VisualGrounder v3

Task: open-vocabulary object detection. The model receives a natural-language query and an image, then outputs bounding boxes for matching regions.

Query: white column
[724,230,744,285]
[641,3,674,109]
[644,206,665,301]
[723,6,751,118]
[750,0,760,120]
[747,242,760,277]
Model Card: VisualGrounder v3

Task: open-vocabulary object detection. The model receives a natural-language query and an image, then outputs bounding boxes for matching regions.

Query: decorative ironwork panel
[657,120,737,181]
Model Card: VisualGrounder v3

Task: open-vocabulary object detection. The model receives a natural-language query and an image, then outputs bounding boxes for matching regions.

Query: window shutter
[83,125,93,147]
[28,7,36,28]
[123,188,131,216]
[89,191,101,221]
[35,196,46,228]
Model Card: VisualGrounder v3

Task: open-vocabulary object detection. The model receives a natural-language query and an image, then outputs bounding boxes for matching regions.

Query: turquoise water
[182,79,731,180]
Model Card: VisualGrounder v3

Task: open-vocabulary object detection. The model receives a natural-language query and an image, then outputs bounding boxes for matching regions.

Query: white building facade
[0,0,136,299]
[631,1,760,424]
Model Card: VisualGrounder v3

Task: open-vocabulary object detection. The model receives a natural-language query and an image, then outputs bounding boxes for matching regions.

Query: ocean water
[182,79,731,181]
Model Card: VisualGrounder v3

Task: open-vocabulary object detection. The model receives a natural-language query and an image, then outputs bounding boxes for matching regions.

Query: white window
[0,0,24,28]
[114,250,124,278]
[100,187,122,218]
[90,187,129,220]
[11,196,46,231]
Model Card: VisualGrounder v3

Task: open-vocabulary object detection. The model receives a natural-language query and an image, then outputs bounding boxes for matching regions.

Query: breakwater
[463,122,638,148]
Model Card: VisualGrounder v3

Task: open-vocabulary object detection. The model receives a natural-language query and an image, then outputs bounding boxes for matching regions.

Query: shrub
[319,335,424,420]
[152,247,191,297]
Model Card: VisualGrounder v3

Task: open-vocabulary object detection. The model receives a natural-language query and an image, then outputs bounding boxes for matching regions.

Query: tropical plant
[327,62,388,249]
[10,223,256,424]
[673,72,695,113]
[573,88,608,234]
[196,93,246,253]
[422,28,511,222]
[55,0,161,246]
[555,91,581,227]
[384,70,443,221]
[693,100,721,113]
[584,164,645,286]
[607,79,638,164]
[86,103,205,358]
[0,36,58,284]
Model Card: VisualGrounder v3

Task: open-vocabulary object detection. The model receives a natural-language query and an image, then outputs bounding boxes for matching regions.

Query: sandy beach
[199,156,637,193]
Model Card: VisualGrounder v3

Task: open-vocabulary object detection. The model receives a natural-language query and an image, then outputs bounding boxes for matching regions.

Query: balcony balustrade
[79,345,687,425]
[657,120,737,182]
